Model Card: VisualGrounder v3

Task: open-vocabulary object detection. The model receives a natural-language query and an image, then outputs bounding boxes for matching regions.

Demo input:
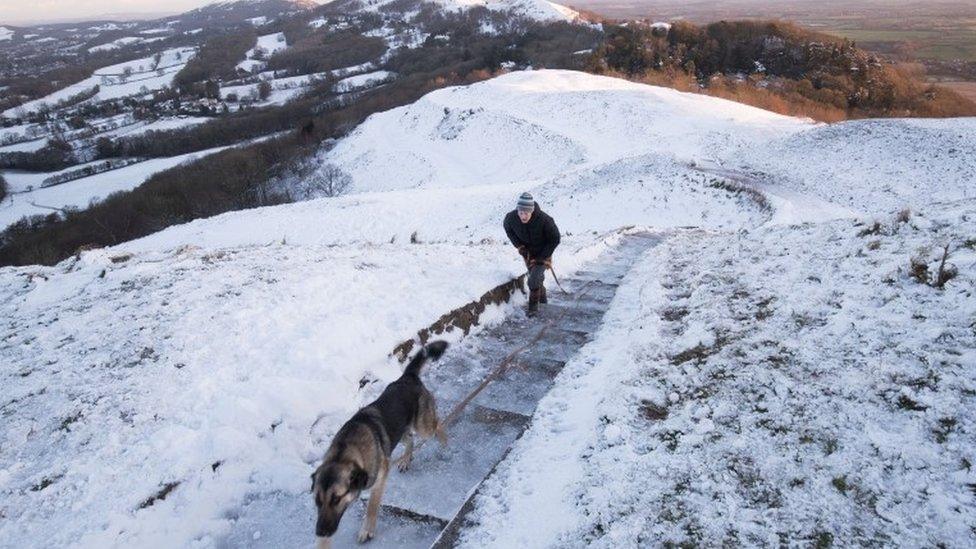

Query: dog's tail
[403,340,448,377]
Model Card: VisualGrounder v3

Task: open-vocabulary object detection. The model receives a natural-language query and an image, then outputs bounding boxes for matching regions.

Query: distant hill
[586,20,976,120]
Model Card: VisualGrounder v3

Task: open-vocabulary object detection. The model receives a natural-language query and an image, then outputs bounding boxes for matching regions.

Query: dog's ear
[350,467,368,490]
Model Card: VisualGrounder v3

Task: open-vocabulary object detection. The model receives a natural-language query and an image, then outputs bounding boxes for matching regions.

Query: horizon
[0,0,959,27]
[0,0,328,27]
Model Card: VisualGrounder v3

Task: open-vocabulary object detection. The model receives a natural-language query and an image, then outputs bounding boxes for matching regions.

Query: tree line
[586,20,976,120]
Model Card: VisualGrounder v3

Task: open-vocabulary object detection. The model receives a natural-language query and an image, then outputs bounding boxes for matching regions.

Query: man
[503,192,560,316]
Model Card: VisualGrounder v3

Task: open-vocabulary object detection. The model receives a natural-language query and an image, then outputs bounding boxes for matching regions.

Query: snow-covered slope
[2,69,974,548]
[456,201,976,548]
[352,0,579,21]
[236,32,288,73]
[732,118,976,213]
[322,70,806,193]
[0,141,234,231]
[434,0,580,22]
[2,47,197,117]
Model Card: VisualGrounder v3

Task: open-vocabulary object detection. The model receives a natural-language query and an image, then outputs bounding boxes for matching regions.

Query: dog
[311,340,449,547]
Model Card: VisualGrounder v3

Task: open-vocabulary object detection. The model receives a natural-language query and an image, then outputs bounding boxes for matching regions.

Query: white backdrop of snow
[1,69,974,547]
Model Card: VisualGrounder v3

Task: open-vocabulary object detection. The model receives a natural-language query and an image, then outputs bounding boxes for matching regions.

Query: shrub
[587,20,976,120]
[306,164,352,197]
[258,80,273,100]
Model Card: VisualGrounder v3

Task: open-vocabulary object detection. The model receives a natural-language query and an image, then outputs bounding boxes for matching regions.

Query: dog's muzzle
[316,514,340,538]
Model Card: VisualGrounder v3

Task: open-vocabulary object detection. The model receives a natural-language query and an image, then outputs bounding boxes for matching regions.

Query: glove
[530,258,552,268]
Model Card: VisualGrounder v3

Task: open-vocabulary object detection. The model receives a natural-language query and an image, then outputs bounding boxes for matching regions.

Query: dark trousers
[527,264,546,291]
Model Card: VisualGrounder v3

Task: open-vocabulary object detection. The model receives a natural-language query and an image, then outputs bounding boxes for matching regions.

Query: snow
[0,242,524,548]
[88,36,143,52]
[0,26,14,41]
[456,202,976,547]
[221,72,328,102]
[0,123,44,143]
[235,32,287,74]
[322,70,807,194]
[86,116,211,141]
[333,70,394,93]
[0,143,231,230]
[218,63,376,107]
[2,47,198,117]
[247,16,269,26]
[0,137,47,153]
[435,0,579,22]
[2,69,974,547]
[729,118,976,214]
[88,23,122,32]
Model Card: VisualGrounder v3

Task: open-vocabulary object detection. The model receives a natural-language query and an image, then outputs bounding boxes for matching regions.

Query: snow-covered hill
[434,0,580,22]
[456,201,976,548]
[348,0,579,22]
[1,70,973,547]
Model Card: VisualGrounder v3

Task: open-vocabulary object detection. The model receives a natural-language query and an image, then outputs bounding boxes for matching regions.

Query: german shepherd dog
[311,341,448,547]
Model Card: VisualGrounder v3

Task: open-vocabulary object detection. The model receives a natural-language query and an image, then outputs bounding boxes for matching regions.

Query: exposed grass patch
[137,481,180,510]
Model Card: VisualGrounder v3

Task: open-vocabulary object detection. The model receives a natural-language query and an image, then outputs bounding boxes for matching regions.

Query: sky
[0,0,323,26]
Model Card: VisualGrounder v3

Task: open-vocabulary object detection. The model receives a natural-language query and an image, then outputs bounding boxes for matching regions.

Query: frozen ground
[236,33,287,74]
[456,201,976,548]
[1,69,974,548]
[0,242,523,548]
[0,141,239,231]
[334,71,395,93]
[89,37,147,53]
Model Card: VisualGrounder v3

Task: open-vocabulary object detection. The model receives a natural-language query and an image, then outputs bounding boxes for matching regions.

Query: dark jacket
[503,202,560,261]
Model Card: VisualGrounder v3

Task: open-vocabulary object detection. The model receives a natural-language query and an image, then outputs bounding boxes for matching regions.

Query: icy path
[214,233,663,548]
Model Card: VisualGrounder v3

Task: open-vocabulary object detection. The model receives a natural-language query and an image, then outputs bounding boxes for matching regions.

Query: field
[572,1,976,64]
[933,80,976,102]
[823,27,976,62]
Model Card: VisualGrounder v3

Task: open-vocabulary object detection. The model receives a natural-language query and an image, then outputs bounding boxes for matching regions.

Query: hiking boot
[539,285,548,304]
[527,288,540,317]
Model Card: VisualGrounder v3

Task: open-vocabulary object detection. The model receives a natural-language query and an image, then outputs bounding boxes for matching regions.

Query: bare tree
[306,164,352,198]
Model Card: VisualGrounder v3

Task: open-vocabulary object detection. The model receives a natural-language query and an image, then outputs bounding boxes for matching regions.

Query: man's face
[518,209,532,223]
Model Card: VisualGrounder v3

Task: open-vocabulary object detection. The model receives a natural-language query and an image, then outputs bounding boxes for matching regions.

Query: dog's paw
[435,425,448,446]
[395,456,411,472]
[357,527,375,544]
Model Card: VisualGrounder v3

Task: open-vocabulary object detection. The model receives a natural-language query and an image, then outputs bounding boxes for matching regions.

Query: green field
[824,28,976,62]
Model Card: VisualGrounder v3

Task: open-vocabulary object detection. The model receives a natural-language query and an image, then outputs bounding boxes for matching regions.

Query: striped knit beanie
[516,192,535,212]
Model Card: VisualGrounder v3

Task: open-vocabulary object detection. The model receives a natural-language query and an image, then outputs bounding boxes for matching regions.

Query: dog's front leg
[395,433,414,472]
[316,536,332,549]
[358,460,389,543]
